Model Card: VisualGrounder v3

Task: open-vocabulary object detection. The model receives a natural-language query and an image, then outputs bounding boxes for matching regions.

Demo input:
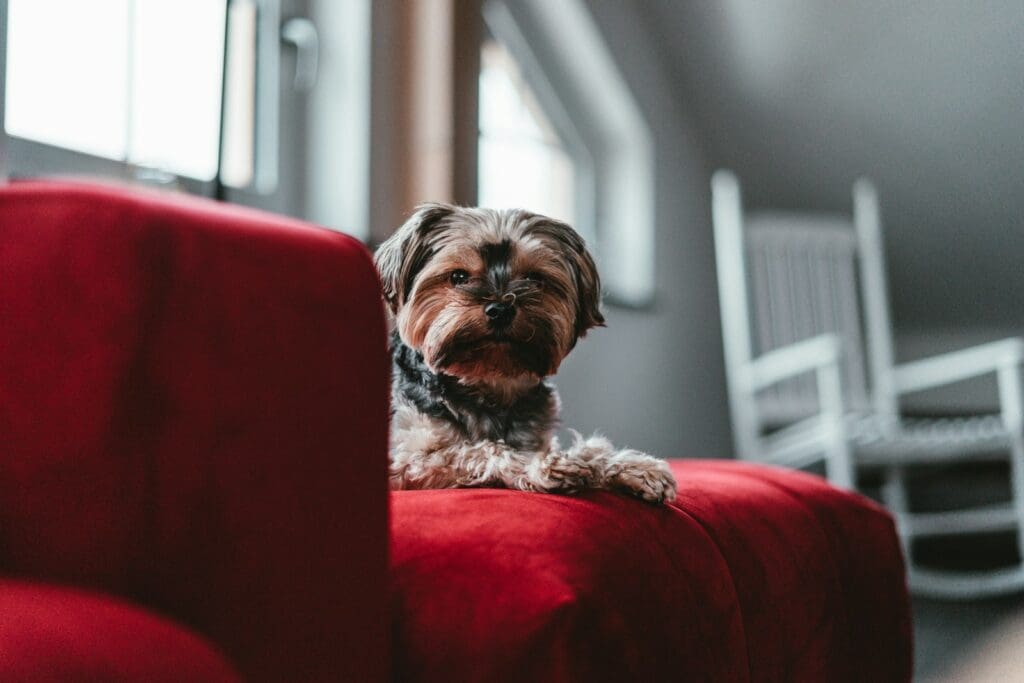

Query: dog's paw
[604,451,677,504]
[522,453,596,494]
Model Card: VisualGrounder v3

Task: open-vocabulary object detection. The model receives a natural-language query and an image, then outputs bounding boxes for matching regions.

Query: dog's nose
[484,301,515,326]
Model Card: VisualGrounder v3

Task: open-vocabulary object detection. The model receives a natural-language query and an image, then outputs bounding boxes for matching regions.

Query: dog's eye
[524,272,545,285]
[449,269,470,285]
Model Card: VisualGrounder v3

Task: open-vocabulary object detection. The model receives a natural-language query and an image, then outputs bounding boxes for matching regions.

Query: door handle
[281,16,318,91]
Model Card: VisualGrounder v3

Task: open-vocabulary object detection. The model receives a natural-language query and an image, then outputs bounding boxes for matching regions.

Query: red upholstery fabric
[391,459,913,682]
[0,181,390,681]
[0,180,912,681]
[0,580,241,682]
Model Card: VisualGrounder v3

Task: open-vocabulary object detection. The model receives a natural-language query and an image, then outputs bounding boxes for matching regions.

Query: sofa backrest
[0,181,390,681]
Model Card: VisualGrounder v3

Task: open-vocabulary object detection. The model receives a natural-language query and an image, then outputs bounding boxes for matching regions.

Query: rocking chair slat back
[745,213,871,425]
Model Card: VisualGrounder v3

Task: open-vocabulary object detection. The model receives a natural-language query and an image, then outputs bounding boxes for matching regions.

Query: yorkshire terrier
[375,203,677,504]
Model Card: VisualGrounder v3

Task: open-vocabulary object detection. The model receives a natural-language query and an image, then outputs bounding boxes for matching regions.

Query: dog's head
[375,203,604,381]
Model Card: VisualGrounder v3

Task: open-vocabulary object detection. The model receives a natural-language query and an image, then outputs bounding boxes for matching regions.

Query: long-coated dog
[375,203,676,504]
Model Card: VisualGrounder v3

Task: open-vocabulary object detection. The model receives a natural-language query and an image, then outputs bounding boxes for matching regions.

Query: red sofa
[0,181,912,681]
[393,463,913,682]
[0,182,389,681]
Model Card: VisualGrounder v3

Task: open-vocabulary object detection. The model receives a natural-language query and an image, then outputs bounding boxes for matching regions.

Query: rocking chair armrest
[893,338,1024,395]
[748,333,843,390]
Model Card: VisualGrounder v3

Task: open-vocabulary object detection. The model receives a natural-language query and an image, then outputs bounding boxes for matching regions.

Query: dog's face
[376,204,604,381]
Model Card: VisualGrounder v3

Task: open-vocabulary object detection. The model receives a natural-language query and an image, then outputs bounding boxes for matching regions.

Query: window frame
[0,0,227,197]
[476,34,585,230]
[483,0,656,307]
[0,0,373,240]
[480,9,596,250]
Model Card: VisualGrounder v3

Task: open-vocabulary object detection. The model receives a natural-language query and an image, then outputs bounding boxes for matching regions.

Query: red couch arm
[0,181,390,681]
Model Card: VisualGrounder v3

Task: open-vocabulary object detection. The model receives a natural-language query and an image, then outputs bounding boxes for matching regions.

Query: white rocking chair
[711,170,1024,599]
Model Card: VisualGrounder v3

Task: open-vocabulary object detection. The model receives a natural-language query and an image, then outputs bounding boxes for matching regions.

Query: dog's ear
[375,203,455,313]
[527,217,606,338]
[569,237,606,338]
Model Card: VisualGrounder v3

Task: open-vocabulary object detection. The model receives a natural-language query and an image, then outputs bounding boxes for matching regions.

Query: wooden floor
[914,593,1024,681]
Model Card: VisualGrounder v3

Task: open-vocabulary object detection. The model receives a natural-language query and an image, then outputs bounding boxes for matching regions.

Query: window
[481,0,655,306]
[5,0,227,181]
[477,39,575,226]
[2,0,371,237]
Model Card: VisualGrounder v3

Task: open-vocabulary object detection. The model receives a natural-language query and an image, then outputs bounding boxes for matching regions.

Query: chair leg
[816,362,855,489]
[997,363,1024,564]
[824,429,855,490]
[1007,436,1024,562]
[880,466,912,563]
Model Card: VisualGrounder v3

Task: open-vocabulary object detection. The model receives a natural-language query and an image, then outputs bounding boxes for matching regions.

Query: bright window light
[4,0,226,181]
[477,40,575,225]
[129,0,226,180]
[5,0,130,160]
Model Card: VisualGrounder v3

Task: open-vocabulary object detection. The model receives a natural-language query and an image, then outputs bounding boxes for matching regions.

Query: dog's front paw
[522,452,596,494]
[604,451,677,504]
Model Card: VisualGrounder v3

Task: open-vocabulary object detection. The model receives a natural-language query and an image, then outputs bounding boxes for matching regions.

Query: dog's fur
[376,203,676,504]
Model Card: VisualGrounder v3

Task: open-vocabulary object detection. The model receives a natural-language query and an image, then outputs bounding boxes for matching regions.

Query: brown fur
[377,204,676,504]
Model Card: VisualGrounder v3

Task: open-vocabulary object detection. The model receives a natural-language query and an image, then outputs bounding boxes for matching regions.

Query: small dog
[375,203,677,504]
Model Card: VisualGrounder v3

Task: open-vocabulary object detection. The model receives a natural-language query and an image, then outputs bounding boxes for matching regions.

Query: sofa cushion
[0,580,241,682]
[390,459,912,682]
[0,181,390,682]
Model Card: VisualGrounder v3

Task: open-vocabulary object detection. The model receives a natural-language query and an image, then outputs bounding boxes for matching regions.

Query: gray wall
[367,0,1024,453]
[637,0,1024,345]
[556,0,1024,444]
[552,0,732,458]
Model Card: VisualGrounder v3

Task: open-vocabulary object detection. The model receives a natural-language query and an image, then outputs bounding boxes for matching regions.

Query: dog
[375,203,677,504]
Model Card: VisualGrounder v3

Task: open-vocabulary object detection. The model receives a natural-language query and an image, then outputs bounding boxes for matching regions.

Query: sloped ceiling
[636,0,1024,329]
